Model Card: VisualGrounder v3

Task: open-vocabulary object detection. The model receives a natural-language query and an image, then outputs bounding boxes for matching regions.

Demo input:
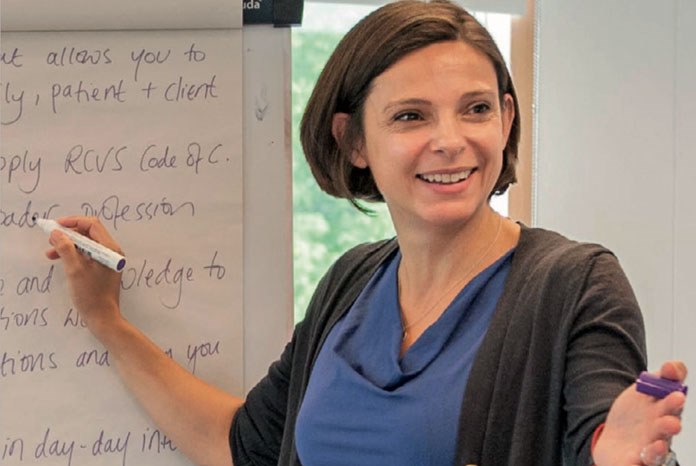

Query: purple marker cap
[636,371,688,399]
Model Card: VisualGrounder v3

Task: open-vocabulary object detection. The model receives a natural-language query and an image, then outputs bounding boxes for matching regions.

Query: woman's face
[344,40,514,232]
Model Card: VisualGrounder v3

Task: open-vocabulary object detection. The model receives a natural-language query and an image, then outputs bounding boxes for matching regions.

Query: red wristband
[590,422,605,466]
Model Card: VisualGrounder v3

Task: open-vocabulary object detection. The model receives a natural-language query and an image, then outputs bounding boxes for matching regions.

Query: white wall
[535,0,695,461]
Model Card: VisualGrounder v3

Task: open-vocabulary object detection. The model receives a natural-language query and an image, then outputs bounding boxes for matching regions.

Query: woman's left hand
[593,360,688,466]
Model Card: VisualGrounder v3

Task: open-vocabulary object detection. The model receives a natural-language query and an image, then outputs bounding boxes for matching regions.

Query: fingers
[636,383,686,435]
[48,229,81,262]
[43,229,79,261]
[55,216,123,254]
[652,407,683,437]
[662,390,687,415]
[46,218,121,268]
[633,366,687,445]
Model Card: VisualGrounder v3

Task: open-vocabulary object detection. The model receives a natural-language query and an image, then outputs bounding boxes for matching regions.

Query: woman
[44,1,687,465]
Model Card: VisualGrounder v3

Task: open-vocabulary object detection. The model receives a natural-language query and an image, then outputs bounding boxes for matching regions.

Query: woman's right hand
[42,215,241,466]
[44,215,123,333]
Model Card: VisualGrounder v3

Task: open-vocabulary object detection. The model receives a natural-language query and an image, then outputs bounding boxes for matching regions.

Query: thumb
[660,360,688,382]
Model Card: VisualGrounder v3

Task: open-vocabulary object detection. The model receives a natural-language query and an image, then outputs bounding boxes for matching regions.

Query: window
[291,2,514,322]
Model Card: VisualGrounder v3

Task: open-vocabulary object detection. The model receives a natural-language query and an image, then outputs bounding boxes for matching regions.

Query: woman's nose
[429,116,465,157]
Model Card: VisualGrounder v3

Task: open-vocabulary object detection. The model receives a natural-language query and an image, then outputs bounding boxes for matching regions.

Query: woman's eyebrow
[382,98,431,115]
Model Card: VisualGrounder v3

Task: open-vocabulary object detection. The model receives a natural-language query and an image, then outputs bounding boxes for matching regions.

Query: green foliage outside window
[291,30,395,323]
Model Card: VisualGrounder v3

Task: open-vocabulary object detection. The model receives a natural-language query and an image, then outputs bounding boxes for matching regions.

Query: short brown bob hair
[300,0,521,209]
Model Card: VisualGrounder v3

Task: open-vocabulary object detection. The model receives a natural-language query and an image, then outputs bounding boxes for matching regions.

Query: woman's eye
[394,111,422,122]
[470,103,491,114]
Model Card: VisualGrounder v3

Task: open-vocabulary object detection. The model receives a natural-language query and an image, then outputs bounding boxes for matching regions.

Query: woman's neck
[395,207,503,289]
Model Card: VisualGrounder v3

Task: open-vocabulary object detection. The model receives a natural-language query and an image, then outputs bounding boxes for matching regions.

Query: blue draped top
[295,248,514,465]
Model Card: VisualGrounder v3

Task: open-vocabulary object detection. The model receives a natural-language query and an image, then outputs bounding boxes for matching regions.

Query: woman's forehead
[368,41,499,103]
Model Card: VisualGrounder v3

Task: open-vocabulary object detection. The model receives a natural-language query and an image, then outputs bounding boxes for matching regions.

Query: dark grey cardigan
[230,227,647,466]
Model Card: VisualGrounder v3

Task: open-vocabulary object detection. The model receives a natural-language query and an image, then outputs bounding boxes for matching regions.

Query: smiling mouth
[417,168,474,185]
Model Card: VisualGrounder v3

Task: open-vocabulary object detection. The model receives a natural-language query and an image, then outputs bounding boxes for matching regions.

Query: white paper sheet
[0,25,243,466]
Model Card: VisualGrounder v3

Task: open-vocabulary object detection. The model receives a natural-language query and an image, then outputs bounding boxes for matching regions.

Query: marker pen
[33,217,126,272]
[636,371,688,399]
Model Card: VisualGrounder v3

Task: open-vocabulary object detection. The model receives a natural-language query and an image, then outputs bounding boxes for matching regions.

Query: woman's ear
[332,112,368,168]
[501,94,515,143]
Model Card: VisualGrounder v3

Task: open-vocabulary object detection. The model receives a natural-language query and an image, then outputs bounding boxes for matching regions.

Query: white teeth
[420,169,472,184]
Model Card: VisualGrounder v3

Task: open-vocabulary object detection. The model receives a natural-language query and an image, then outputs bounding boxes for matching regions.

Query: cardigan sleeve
[229,330,298,466]
[456,229,648,466]
[562,251,647,462]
